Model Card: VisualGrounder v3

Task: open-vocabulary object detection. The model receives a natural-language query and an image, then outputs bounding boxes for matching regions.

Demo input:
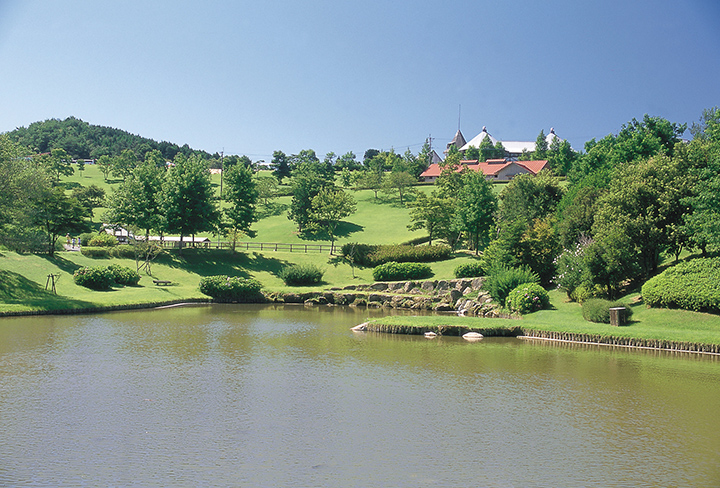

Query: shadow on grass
[0,269,96,310]
[256,202,288,219]
[158,248,291,278]
[39,254,83,275]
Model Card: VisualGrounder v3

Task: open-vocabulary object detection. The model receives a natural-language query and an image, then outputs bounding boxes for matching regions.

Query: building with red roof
[420,158,549,183]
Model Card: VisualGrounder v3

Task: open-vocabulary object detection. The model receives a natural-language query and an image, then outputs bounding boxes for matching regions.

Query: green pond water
[0,304,718,487]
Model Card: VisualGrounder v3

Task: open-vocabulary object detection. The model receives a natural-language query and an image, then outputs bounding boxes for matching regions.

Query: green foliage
[8,116,212,161]
[107,264,141,286]
[582,298,634,323]
[641,257,720,314]
[73,266,116,290]
[554,244,586,299]
[498,171,564,225]
[341,243,452,267]
[278,264,324,286]
[372,261,432,281]
[454,262,485,278]
[407,191,456,246]
[198,275,264,302]
[80,247,110,258]
[88,232,118,247]
[507,283,550,314]
[484,264,540,306]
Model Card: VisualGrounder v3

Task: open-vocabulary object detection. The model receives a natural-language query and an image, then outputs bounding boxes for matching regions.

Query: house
[420,158,549,183]
[459,127,560,159]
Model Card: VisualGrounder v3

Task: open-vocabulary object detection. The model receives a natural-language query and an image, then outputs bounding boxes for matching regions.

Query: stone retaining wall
[264,277,505,316]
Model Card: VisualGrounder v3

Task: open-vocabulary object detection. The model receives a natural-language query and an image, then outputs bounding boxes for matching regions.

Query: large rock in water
[462,331,484,341]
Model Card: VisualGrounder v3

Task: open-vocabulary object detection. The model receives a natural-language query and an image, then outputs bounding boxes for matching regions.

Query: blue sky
[1,0,718,161]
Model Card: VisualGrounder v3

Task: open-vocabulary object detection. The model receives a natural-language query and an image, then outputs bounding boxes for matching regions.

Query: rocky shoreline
[265,277,514,318]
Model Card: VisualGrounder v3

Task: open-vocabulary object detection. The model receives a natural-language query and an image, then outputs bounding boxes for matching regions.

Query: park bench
[153,280,172,286]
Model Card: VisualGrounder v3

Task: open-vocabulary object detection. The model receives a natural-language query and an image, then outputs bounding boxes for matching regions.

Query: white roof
[460,126,497,151]
[461,127,561,154]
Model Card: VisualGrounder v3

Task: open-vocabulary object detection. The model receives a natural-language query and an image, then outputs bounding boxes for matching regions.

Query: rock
[462,331,484,341]
[434,303,454,312]
[436,280,450,291]
[424,331,437,338]
[421,280,437,292]
[370,282,388,291]
[403,281,416,293]
[282,293,303,303]
[351,323,367,331]
[449,289,464,306]
[471,277,484,290]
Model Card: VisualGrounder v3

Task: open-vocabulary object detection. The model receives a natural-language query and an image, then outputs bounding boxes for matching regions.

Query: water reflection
[0,304,718,487]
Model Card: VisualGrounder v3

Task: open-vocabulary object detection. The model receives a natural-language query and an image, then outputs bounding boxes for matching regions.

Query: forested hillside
[5,116,214,161]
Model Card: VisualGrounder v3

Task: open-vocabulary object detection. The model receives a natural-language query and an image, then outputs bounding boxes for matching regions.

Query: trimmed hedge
[641,257,720,314]
[507,283,550,314]
[341,243,451,267]
[484,265,540,306]
[582,299,634,323]
[454,262,484,278]
[278,264,324,286]
[198,275,264,302]
[372,261,432,281]
[73,266,116,290]
[108,264,141,286]
[88,233,118,247]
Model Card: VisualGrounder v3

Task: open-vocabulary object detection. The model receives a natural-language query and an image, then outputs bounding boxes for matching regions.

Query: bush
[107,264,141,286]
[582,298,634,323]
[73,266,116,290]
[78,233,96,247]
[454,262,484,278]
[341,243,451,267]
[372,261,432,281]
[484,264,540,306]
[507,283,550,314]
[641,257,720,314]
[80,247,110,258]
[278,264,324,286]
[199,275,264,302]
[88,232,118,247]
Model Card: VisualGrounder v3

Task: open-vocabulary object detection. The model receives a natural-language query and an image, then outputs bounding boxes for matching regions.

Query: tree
[353,169,383,199]
[96,154,113,180]
[382,171,416,204]
[335,151,360,171]
[592,154,694,282]
[498,171,564,225]
[106,160,165,239]
[287,160,334,231]
[30,186,92,257]
[161,154,219,253]
[112,149,138,181]
[532,130,548,160]
[38,148,74,184]
[72,185,105,213]
[255,176,278,205]
[407,191,455,245]
[478,135,496,161]
[222,163,258,250]
[453,170,497,253]
[436,145,465,198]
[271,150,291,183]
[309,188,356,253]
[547,138,577,175]
[683,107,720,253]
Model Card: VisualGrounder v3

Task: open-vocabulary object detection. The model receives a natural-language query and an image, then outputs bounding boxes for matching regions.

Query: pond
[0,304,718,487]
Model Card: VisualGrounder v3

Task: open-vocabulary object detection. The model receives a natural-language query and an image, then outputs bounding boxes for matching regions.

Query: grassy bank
[362,289,720,350]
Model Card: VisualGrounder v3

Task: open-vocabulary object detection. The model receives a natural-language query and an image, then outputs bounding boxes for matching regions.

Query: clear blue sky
[1,0,719,161]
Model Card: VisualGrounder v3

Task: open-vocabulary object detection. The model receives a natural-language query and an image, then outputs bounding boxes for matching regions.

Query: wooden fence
[158,239,334,253]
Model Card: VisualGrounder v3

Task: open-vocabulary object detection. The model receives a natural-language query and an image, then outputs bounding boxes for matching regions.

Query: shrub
[73,266,116,290]
[107,264,141,286]
[278,264,324,286]
[454,262,484,278]
[88,233,118,247]
[641,257,720,314]
[341,243,451,267]
[199,275,264,302]
[372,261,432,281]
[484,264,540,306]
[507,283,550,314]
[554,245,586,300]
[78,233,96,247]
[582,298,634,323]
[80,247,110,258]
[110,245,139,259]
